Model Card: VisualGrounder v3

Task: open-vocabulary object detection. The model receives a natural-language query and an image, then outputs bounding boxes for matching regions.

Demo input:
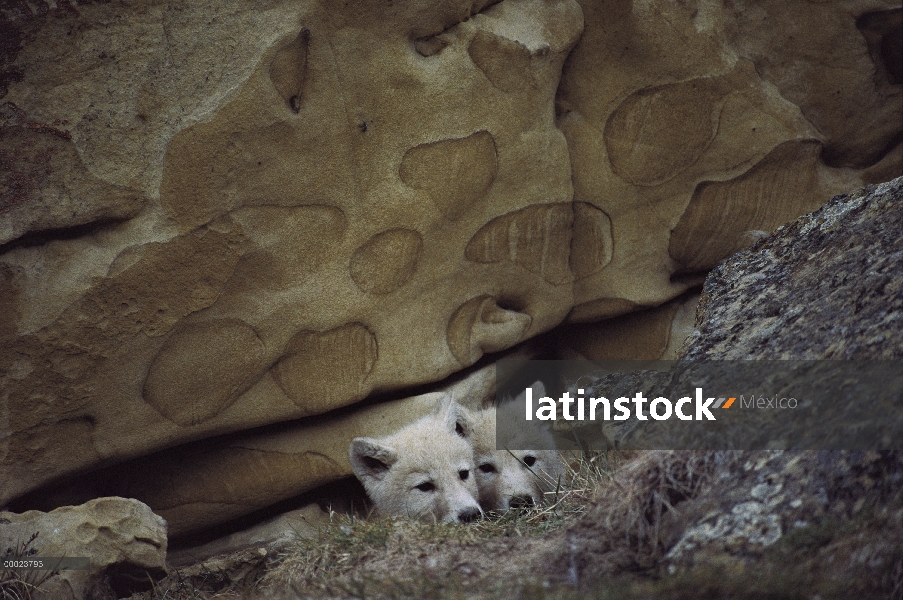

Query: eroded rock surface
[1,0,900,537]
[11,356,503,538]
[0,497,167,600]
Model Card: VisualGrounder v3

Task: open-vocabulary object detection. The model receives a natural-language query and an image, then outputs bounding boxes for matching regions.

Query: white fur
[468,383,566,511]
[349,395,482,523]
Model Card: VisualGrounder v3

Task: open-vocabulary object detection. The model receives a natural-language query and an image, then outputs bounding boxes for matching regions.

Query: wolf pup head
[469,382,566,512]
[349,394,482,523]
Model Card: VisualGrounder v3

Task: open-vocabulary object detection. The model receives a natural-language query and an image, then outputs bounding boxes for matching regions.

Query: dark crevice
[3,339,545,519]
[168,477,368,553]
[0,216,129,254]
[822,128,903,172]
[856,8,903,86]
[495,294,529,314]
[669,270,708,288]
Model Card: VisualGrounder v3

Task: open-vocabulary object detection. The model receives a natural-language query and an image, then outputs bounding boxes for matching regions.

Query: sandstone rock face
[552,290,701,361]
[12,355,502,538]
[1,0,900,536]
[558,0,901,299]
[0,497,167,599]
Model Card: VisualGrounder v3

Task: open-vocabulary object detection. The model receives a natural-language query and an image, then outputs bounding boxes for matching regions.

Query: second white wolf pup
[349,395,483,523]
[469,383,566,511]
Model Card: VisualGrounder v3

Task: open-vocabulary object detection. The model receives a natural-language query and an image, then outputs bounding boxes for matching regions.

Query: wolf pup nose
[509,495,535,509]
[457,506,482,523]
[349,394,483,524]
[469,382,567,512]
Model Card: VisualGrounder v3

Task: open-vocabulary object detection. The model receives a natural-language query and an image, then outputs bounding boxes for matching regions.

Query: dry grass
[0,532,56,600]
[578,450,725,568]
[137,449,901,599]
[255,450,630,599]
[130,451,630,600]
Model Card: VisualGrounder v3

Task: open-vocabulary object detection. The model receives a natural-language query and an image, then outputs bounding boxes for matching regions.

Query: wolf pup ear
[349,437,397,481]
[512,380,545,404]
[436,391,471,438]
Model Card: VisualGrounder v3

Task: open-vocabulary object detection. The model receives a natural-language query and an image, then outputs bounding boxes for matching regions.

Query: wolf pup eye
[416,482,436,492]
[523,455,537,467]
[459,470,469,480]
[478,463,496,473]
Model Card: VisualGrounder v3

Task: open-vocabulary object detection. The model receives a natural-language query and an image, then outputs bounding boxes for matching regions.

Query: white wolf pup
[469,382,566,512]
[349,395,483,523]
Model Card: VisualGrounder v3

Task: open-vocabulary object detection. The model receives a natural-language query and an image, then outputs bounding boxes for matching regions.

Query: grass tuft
[258,451,627,598]
[0,532,56,600]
